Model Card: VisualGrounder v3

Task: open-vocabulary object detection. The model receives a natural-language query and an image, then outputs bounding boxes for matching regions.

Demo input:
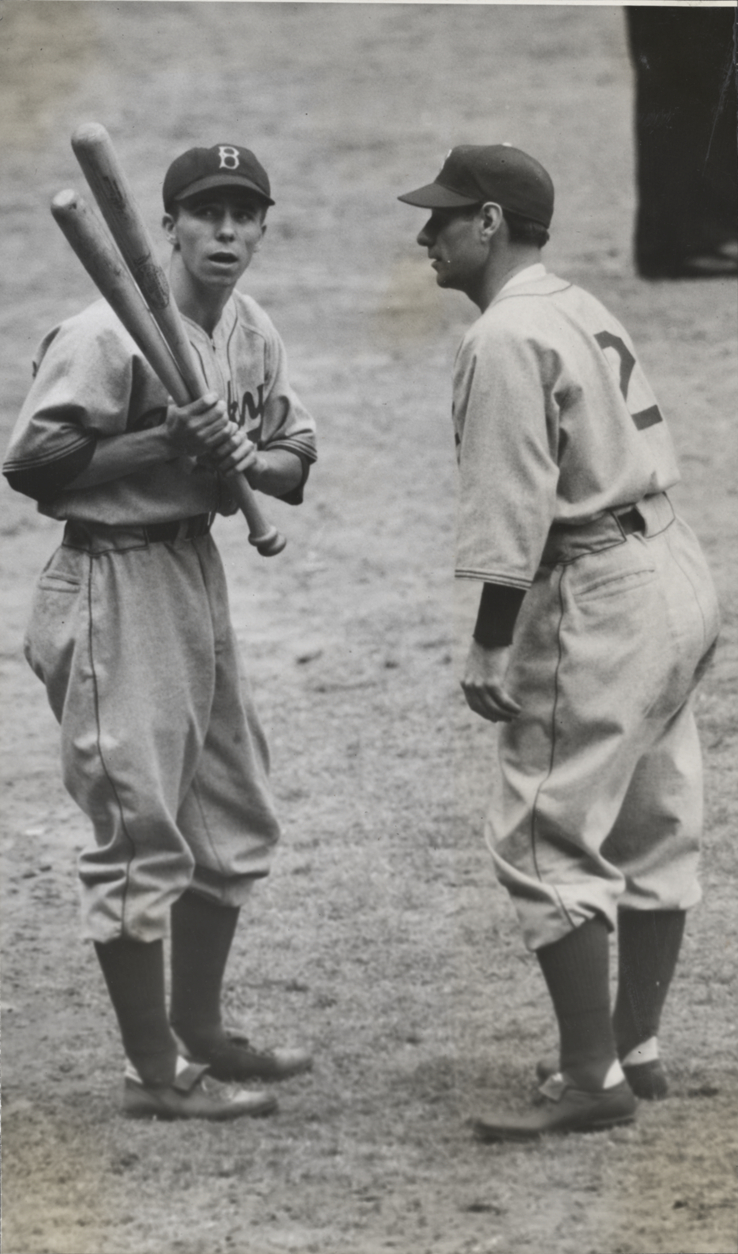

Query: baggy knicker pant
[24,526,280,943]
[487,494,721,951]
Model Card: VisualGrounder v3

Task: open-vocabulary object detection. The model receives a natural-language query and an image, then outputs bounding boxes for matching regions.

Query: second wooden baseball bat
[70,122,285,556]
[51,190,192,402]
[51,190,285,555]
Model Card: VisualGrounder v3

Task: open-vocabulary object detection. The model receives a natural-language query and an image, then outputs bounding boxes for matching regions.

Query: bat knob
[249,526,287,557]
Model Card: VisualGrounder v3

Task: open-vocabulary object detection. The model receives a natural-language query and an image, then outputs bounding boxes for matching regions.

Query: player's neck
[169,263,235,337]
[474,246,542,312]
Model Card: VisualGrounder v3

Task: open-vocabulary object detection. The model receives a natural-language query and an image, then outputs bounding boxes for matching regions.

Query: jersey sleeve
[3,310,141,503]
[258,318,317,505]
[453,318,561,587]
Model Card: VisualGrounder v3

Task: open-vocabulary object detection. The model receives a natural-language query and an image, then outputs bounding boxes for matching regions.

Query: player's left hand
[461,641,522,723]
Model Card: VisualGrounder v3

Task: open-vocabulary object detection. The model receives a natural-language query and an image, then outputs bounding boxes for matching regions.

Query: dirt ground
[1,4,737,1253]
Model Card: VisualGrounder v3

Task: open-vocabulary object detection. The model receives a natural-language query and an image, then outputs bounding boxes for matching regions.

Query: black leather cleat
[536,1051,668,1100]
[175,1029,314,1083]
[123,1061,277,1120]
[473,1075,637,1142]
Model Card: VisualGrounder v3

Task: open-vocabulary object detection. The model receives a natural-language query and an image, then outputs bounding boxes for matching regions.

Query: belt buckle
[144,515,209,544]
[617,507,643,536]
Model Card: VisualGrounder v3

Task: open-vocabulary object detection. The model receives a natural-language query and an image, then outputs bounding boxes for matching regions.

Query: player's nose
[417,219,434,248]
[217,214,237,238]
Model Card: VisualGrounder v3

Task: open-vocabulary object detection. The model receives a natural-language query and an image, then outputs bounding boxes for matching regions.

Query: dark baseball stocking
[536,916,618,1091]
[170,888,240,1055]
[613,908,687,1058]
[94,937,178,1085]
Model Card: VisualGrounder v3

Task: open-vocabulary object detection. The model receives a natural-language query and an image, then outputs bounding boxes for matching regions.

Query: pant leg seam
[86,555,136,935]
[529,567,577,931]
[188,536,231,881]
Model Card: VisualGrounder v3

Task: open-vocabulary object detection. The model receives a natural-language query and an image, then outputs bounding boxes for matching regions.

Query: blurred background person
[626,6,738,279]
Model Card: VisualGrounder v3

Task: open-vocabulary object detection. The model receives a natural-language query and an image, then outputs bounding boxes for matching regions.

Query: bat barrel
[50,189,190,407]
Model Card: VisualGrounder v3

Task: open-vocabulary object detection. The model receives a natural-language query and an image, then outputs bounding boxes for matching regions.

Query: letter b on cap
[218,146,241,170]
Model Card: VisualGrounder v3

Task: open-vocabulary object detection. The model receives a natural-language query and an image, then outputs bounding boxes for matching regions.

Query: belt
[141,515,212,542]
[64,514,212,552]
[542,503,648,566]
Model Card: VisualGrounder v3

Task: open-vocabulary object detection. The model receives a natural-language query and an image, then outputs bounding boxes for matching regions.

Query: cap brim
[397,183,480,209]
[172,173,274,206]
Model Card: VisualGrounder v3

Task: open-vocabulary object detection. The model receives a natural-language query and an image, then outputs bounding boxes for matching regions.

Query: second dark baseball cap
[398,144,554,227]
[163,144,274,209]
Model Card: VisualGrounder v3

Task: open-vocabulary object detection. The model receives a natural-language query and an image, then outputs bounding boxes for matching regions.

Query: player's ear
[255,222,267,251]
[162,212,179,248]
[480,202,504,238]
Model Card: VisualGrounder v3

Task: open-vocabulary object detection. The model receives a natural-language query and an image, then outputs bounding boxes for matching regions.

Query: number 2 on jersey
[595,332,663,430]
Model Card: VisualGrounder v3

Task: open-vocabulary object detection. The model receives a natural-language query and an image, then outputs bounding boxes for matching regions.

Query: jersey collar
[496,262,547,299]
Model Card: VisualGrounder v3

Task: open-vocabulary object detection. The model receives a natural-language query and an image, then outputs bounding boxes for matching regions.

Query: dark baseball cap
[398,144,554,227]
[163,144,274,209]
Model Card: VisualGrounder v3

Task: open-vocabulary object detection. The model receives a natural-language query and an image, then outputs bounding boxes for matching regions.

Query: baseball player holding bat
[399,145,720,1139]
[4,139,316,1120]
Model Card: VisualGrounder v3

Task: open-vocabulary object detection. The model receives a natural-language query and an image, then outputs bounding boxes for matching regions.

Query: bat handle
[226,471,287,556]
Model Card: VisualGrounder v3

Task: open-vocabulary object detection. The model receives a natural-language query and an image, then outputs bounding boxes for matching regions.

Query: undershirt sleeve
[3,430,98,501]
[472,582,526,648]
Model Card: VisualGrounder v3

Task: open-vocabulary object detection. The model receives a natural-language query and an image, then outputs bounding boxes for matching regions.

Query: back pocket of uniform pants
[571,545,656,600]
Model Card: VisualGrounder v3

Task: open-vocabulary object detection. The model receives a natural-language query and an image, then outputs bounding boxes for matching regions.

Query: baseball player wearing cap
[4,143,317,1119]
[399,145,720,1139]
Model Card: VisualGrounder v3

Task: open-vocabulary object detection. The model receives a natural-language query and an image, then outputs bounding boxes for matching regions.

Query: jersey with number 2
[452,271,681,589]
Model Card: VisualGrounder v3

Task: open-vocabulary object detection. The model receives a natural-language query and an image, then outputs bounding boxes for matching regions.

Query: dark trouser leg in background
[626,7,738,277]
[94,937,178,1085]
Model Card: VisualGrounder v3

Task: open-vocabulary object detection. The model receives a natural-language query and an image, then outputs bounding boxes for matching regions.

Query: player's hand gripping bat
[58,123,285,556]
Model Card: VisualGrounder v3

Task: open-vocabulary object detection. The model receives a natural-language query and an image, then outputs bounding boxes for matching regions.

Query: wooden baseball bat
[51,190,193,401]
[68,122,285,557]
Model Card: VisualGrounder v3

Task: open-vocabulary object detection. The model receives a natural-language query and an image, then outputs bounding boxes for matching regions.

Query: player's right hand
[461,642,522,723]
[164,392,230,456]
[200,422,261,476]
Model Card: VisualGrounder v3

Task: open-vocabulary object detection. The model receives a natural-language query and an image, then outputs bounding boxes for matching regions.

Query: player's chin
[204,271,242,290]
[434,269,462,292]
[203,259,250,287]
